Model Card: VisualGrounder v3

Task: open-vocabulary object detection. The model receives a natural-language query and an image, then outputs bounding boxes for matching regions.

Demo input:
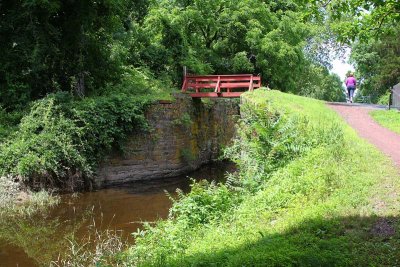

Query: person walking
[345,73,357,103]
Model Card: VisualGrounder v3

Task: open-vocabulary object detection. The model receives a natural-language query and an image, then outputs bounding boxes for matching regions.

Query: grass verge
[124,89,400,266]
[370,109,400,134]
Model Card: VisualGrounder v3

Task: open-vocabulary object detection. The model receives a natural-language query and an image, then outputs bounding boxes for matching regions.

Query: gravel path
[329,103,400,168]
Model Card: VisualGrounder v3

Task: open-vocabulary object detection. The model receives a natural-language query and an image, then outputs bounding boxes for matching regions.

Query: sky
[330,47,355,82]
[331,58,355,82]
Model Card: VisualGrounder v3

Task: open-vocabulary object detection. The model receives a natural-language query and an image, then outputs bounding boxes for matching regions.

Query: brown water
[0,162,235,267]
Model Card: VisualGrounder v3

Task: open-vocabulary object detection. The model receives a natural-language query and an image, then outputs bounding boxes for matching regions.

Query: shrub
[377,90,391,105]
[0,92,149,189]
[224,99,344,192]
[0,106,23,141]
[169,180,237,226]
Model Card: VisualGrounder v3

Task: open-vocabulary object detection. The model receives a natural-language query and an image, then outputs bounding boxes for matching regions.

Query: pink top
[346,77,356,87]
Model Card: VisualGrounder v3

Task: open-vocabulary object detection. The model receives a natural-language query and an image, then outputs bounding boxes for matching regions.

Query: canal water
[0,162,235,267]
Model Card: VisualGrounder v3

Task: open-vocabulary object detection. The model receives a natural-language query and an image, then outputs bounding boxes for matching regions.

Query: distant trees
[350,27,400,100]
[310,0,400,100]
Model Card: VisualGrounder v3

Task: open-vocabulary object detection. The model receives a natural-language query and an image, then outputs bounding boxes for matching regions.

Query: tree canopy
[2,0,399,108]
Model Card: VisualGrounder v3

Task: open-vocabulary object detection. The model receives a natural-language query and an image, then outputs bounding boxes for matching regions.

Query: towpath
[328,103,400,168]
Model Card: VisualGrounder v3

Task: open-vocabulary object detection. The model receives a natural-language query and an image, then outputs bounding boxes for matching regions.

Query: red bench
[181,74,261,98]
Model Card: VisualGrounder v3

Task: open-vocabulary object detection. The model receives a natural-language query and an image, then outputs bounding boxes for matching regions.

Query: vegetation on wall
[0,91,149,189]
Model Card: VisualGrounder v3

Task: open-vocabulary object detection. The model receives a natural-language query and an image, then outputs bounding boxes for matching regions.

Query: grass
[51,228,129,267]
[370,109,400,134]
[0,175,60,217]
[125,89,400,266]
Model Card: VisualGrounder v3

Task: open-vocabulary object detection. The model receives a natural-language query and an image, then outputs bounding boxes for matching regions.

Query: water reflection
[0,162,235,266]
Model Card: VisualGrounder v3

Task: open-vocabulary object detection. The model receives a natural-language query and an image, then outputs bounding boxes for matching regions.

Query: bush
[377,90,391,105]
[169,180,237,226]
[224,97,344,192]
[100,66,175,101]
[0,92,149,189]
[0,106,23,141]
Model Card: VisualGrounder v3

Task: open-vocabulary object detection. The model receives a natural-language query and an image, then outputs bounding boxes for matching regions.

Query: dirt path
[329,103,400,168]
[329,103,400,219]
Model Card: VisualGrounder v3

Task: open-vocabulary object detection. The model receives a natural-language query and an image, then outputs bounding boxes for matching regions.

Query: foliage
[168,180,236,227]
[0,0,151,109]
[51,229,129,267]
[0,106,23,141]
[370,109,400,134]
[377,91,391,106]
[350,27,400,101]
[172,113,192,128]
[296,64,346,101]
[304,1,400,101]
[1,0,351,111]
[0,92,149,188]
[135,0,344,98]
[225,90,345,192]
[322,0,400,42]
[101,66,175,100]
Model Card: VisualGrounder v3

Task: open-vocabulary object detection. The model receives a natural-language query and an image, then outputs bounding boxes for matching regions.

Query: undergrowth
[51,229,129,267]
[123,89,400,266]
[0,92,149,189]
[0,106,23,141]
[0,175,59,217]
[0,67,177,190]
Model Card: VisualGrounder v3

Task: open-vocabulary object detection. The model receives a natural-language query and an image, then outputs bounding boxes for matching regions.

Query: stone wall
[95,94,239,187]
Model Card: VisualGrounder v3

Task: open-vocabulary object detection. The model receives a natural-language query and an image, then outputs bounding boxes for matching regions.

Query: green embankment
[126,89,400,266]
[370,109,400,134]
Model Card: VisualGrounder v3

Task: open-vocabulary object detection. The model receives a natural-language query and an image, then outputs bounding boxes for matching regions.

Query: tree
[350,26,400,100]
[142,0,329,94]
[0,0,149,109]
[307,0,400,42]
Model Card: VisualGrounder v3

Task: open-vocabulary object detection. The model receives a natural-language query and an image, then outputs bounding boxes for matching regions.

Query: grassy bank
[370,109,400,134]
[124,90,400,266]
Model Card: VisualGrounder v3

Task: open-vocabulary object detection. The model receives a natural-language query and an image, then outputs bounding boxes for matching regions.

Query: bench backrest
[182,74,261,93]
